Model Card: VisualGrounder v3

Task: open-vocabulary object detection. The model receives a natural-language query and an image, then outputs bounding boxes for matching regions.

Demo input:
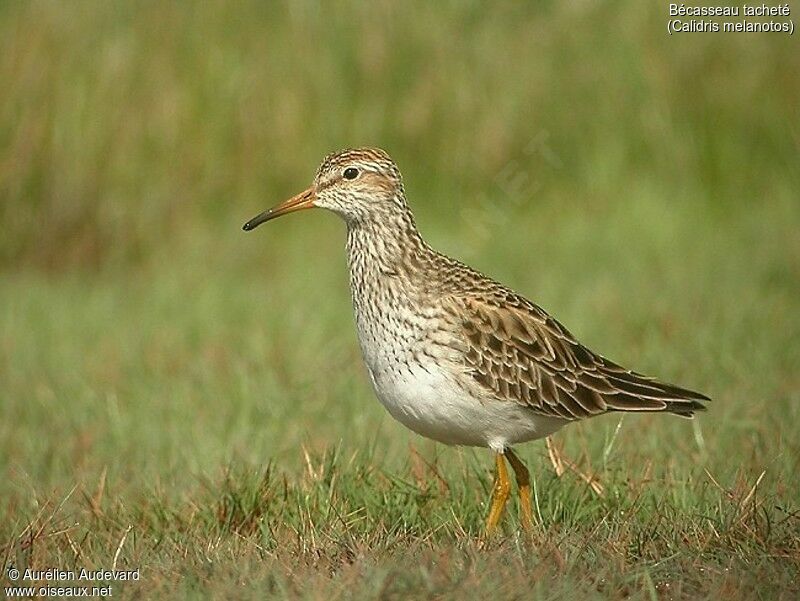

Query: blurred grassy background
[2,1,797,270]
[1,1,799,598]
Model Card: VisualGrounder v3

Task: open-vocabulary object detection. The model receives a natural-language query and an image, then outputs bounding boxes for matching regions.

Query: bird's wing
[445,295,709,420]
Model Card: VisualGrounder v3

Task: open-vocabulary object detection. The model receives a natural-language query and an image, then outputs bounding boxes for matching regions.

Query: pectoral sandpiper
[243,147,709,533]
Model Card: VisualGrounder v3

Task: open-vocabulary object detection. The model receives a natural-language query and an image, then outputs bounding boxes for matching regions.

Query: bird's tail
[596,358,710,418]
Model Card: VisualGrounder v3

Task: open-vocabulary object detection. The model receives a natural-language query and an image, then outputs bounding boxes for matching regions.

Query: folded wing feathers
[455,297,709,420]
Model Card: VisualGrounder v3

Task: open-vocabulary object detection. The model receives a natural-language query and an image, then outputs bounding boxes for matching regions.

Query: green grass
[2,1,799,599]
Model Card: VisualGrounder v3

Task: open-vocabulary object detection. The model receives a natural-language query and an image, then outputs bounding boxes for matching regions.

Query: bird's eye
[343,167,360,180]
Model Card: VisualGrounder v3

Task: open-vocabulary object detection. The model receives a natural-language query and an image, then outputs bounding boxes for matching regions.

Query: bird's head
[243,147,408,231]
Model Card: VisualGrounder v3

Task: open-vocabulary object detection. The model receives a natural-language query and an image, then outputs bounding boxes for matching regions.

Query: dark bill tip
[242,211,271,231]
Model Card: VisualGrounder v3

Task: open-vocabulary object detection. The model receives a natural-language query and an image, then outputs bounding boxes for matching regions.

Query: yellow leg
[505,448,533,532]
[485,453,511,534]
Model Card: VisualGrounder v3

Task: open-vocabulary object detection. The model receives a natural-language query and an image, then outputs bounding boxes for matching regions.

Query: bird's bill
[242,186,317,231]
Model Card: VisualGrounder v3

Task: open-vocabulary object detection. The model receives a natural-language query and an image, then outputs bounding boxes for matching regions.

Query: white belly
[365,360,566,450]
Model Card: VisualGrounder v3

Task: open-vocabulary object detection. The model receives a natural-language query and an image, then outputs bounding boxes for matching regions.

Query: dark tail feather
[605,392,709,418]
[662,398,709,418]
[598,362,710,418]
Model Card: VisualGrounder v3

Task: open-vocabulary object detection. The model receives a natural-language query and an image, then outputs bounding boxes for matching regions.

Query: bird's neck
[344,204,437,330]
[345,204,436,362]
[345,204,428,276]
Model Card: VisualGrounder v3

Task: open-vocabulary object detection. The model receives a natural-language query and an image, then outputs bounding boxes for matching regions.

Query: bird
[243,147,710,534]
